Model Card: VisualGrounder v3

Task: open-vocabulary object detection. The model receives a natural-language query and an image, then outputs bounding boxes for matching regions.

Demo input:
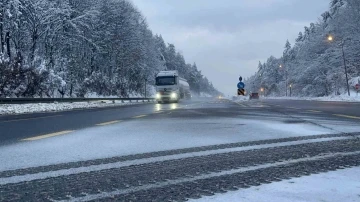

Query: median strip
[333,114,360,120]
[22,130,74,141]
[96,120,121,126]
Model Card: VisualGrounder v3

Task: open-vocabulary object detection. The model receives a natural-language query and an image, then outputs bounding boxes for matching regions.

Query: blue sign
[237,82,245,89]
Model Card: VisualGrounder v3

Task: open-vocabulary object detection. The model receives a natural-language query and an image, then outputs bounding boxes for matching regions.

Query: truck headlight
[171,92,177,99]
[156,93,161,99]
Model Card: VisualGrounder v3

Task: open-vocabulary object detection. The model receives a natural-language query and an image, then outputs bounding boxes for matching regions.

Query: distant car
[249,93,259,100]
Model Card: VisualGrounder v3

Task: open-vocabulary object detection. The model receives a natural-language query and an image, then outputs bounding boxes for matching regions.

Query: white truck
[155,70,191,103]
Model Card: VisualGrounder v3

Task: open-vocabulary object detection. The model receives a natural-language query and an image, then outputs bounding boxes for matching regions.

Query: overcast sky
[132,0,329,95]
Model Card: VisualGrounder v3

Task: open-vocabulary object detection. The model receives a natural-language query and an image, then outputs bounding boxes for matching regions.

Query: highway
[0,101,182,144]
[263,99,360,118]
[0,98,359,201]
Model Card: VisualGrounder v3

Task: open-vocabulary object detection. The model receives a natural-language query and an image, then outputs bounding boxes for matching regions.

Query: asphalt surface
[0,100,200,144]
[1,98,360,143]
[263,99,360,117]
[0,98,360,201]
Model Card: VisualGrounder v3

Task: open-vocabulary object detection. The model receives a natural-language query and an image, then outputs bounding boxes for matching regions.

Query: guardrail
[0,97,155,104]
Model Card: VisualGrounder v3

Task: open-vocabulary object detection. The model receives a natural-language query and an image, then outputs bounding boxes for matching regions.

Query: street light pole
[328,35,351,96]
[280,64,288,96]
[285,70,288,97]
[289,84,292,97]
[144,78,147,98]
[341,42,351,96]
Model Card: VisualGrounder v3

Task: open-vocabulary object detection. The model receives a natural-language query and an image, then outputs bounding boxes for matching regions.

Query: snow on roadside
[264,94,360,102]
[190,166,360,202]
[0,101,146,115]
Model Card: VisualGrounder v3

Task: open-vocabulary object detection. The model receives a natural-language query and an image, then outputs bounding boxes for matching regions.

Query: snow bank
[231,96,249,101]
[191,166,360,202]
[265,93,360,102]
[0,101,146,115]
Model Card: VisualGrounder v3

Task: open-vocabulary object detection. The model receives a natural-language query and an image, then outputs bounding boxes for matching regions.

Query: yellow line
[307,110,322,113]
[133,115,147,119]
[96,120,121,126]
[0,115,62,123]
[22,130,74,141]
[333,114,360,120]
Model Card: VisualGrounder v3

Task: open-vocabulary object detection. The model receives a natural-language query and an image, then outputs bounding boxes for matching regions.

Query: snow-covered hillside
[0,0,220,99]
[246,0,360,98]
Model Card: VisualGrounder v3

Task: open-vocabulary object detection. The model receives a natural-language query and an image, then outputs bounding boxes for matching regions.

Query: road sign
[237,82,245,89]
[238,88,245,96]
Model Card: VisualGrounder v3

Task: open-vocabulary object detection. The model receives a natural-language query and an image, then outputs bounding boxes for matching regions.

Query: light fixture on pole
[327,35,350,96]
[279,64,288,96]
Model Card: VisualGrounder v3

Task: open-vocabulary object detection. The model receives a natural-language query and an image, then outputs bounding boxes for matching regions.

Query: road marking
[0,115,62,123]
[237,103,246,107]
[4,135,357,186]
[22,130,74,141]
[96,120,121,126]
[287,107,301,110]
[307,110,322,113]
[333,114,360,120]
[62,151,360,202]
[133,115,147,119]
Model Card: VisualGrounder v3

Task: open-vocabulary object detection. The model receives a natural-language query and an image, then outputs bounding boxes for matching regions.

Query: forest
[246,0,360,97]
[0,0,220,98]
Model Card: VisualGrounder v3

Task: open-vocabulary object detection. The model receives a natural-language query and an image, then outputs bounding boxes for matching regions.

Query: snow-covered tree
[0,0,220,98]
[247,0,360,97]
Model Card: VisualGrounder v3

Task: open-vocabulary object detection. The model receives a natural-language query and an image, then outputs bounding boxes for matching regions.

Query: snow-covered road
[0,98,359,201]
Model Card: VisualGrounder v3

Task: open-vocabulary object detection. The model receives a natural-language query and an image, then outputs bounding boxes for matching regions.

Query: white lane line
[96,120,121,126]
[133,115,147,119]
[64,151,360,202]
[287,107,301,110]
[2,135,357,185]
[307,110,322,113]
[237,103,246,107]
[22,130,74,141]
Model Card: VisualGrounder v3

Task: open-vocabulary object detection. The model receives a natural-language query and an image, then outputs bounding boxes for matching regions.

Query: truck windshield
[156,77,176,86]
